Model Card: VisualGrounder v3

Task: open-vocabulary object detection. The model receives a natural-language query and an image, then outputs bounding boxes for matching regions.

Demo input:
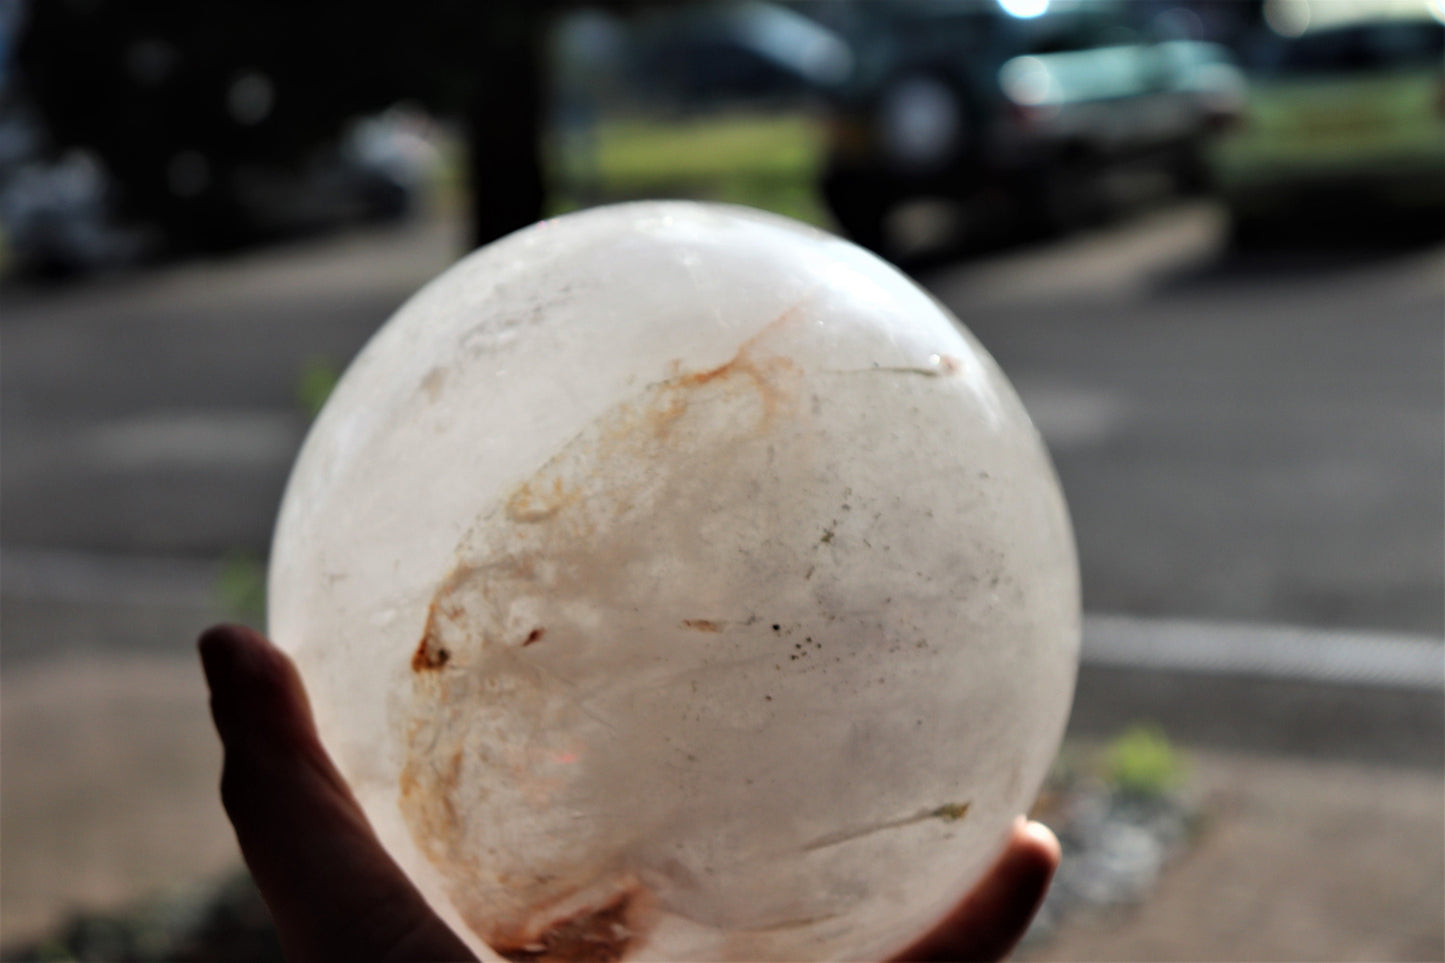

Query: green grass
[548,111,830,227]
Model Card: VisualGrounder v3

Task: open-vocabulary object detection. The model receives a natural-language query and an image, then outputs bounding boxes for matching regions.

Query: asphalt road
[3,202,1441,636]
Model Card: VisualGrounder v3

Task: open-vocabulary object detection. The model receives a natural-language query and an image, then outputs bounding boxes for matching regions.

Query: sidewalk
[1025,745,1444,962]
[1,653,233,944]
[2,593,1441,958]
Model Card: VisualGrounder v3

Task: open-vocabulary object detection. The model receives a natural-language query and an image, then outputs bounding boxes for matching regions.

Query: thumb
[199,624,475,963]
[890,818,1060,962]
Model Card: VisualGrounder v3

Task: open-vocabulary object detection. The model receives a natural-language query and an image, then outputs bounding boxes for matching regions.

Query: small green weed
[1105,723,1185,798]
[217,552,267,627]
[295,357,341,420]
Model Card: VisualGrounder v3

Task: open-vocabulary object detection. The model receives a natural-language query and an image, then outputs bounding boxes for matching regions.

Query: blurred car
[0,95,152,276]
[1209,7,1445,236]
[225,107,438,243]
[632,1,853,111]
[0,93,434,275]
[818,0,1242,253]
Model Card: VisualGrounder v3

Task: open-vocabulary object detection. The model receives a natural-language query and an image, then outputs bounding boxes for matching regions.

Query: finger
[199,624,476,963]
[889,817,1060,962]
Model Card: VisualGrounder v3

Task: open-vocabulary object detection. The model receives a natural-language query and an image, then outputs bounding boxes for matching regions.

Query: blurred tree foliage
[17,0,566,251]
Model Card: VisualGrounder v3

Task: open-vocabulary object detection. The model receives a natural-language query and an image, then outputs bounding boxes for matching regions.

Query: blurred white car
[1209,7,1445,231]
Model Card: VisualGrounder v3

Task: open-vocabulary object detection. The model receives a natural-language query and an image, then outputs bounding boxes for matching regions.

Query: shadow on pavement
[1154,205,1445,293]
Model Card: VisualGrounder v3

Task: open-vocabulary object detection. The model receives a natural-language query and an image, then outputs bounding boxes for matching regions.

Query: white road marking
[3,548,1438,691]
[1084,612,1444,692]
[79,410,304,472]
[4,411,305,479]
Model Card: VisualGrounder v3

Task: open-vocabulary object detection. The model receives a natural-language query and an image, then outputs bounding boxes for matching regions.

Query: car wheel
[1225,198,1287,249]
[877,76,966,173]
[822,168,893,255]
[1024,153,1107,236]
[1171,139,1213,197]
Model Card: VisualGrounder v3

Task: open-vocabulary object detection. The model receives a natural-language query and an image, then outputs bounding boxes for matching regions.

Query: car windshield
[1249,19,1445,75]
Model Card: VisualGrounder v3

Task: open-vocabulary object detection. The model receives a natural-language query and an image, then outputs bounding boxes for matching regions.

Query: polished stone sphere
[269,201,1078,962]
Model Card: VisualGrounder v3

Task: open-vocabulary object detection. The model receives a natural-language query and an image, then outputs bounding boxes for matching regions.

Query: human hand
[200,623,1058,963]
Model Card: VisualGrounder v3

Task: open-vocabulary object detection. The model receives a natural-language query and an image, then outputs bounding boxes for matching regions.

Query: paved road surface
[3,203,1441,639]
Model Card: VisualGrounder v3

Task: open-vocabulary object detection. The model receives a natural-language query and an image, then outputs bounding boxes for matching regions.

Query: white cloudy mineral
[268,201,1079,962]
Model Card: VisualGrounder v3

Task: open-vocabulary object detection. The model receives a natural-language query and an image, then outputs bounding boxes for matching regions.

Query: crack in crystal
[801,801,971,853]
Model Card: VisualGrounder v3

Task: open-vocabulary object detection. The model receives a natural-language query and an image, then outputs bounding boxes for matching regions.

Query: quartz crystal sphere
[268,201,1079,962]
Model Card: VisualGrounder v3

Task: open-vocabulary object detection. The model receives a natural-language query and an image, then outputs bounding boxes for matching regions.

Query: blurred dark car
[633,1,854,111]
[818,0,1242,252]
[0,94,151,277]
[0,95,430,275]
[13,0,440,266]
[1208,8,1445,237]
[221,109,435,243]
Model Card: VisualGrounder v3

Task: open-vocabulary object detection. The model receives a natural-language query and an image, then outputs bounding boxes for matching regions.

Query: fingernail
[1021,819,1060,850]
